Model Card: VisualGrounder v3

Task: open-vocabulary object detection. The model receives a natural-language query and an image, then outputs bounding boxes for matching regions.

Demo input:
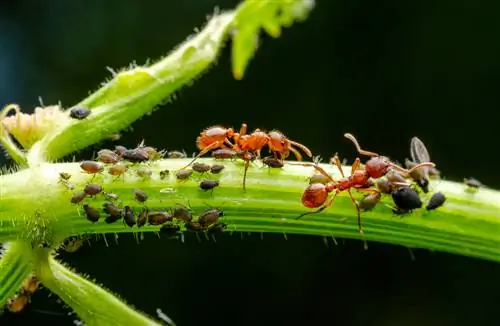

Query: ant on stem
[293,133,436,233]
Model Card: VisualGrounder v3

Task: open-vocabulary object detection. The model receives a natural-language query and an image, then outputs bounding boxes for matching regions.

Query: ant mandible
[294,133,436,233]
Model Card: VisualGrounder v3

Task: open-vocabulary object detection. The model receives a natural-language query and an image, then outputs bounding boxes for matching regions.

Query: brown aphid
[148,211,172,226]
[140,146,165,161]
[172,205,193,222]
[167,150,187,158]
[464,177,483,189]
[22,276,39,295]
[210,164,225,174]
[63,237,86,253]
[160,169,170,179]
[192,162,211,173]
[358,192,382,212]
[83,204,100,222]
[108,163,128,176]
[207,222,227,233]
[114,145,127,156]
[200,179,219,192]
[198,208,224,228]
[97,149,120,164]
[122,149,149,163]
[59,172,71,181]
[160,224,181,235]
[309,173,330,185]
[103,202,123,224]
[212,149,237,159]
[80,160,103,174]
[84,183,103,196]
[376,179,393,194]
[262,156,284,169]
[133,188,148,203]
[70,191,87,204]
[176,169,193,180]
[137,207,148,227]
[386,170,407,184]
[185,221,203,232]
[123,206,136,227]
[136,166,153,180]
[8,294,28,313]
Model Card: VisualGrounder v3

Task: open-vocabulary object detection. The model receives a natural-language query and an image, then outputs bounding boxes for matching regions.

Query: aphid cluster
[6,275,39,313]
[180,124,312,191]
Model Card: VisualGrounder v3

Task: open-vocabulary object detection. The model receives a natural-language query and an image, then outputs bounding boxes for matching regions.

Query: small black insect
[426,192,446,211]
[198,208,224,228]
[159,169,170,180]
[199,179,219,192]
[391,187,422,215]
[83,204,100,222]
[69,107,91,120]
[262,157,284,169]
[160,224,181,235]
[123,206,136,227]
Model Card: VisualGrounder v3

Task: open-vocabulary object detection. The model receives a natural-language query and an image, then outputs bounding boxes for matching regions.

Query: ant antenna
[343,133,379,157]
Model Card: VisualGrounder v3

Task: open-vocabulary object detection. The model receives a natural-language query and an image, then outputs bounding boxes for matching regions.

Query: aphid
[262,156,285,169]
[97,149,120,164]
[84,183,103,196]
[199,179,220,192]
[167,150,187,158]
[22,276,39,295]
[83,204,100,222]
[198,208,224,228]
[171,204,193,222]
[114,145,128,156]
[185,221,203,232]
[59,172,71,181]
[136,166,152,180]
[108,163,128,177]
[212,149,237,159]
[160,224,181,235]
[80,160,103,174]
[309,173,330,185]
[123,206,136,227]
[464,177,483,189]
[192,162,211,173]
[176,169,193,180]
[391,187,422,215]
[133,188,148,203]
[267,130,313,161]
[376,179,394,194]
[103,192,119,201]
[103,202,122,218]
[207,222,227,233]
[159,169,170,179]
[358,192,381,212]
[426,192,446,211]
[122,149,149,163]
[210,164,225,174]
[8,294,29,313]
[137,207,149,227]
[69,106,91,120]
[404,137,435,193]
[294,134,435,233]
[63,236,86,253]
[141,146,165,161]
[148,211,172,226]
[70,191,87,204]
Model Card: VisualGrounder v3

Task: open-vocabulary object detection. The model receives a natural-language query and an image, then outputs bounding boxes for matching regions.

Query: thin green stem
[0,104,28,166]
[2,158,500,261]
[0,241,33,307]
[34,249,164,325]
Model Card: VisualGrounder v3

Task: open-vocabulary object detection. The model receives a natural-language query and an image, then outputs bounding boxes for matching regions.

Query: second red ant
[293,133,436,233]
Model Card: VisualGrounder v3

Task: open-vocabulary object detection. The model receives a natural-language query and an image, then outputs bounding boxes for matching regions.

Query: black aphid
[83,204,100,222]
[69,107,91,120]
[426,192,446,211]
[391,187,422,214]
[123,206,136,227]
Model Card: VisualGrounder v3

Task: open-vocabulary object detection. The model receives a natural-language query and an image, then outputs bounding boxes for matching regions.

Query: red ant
[294,133,436,233]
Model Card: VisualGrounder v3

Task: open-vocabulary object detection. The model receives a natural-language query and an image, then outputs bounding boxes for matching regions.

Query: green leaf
[0,241,33,308]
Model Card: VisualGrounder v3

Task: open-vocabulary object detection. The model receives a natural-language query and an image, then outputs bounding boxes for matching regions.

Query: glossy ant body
[294,133,436,233]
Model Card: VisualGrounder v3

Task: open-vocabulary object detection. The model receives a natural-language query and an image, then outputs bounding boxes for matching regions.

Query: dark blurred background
[2,0,500,325]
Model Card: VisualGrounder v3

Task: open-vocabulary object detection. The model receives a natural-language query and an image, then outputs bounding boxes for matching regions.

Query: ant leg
[242,159,250,192]
[347,188,363,234]
[331,154,345,178]
[289,162,335,183]
[389,161,436,177]
[289,147,303,161]
[289,140,313,158]
[344,133,379,157]
[296,190,340,220]
[178,141,223,170]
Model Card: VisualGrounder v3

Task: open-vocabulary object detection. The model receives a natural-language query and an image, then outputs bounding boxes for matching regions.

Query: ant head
[226,128,235,137]
[268,131,289,151]
[365,156,390,179]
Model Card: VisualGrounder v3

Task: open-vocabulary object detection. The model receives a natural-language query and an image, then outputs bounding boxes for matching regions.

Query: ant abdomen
[301,183,329,208]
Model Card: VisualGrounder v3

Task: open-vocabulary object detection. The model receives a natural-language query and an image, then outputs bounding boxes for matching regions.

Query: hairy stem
[2,159,500,261]
[0,241,33,307]
[34,249,163,325]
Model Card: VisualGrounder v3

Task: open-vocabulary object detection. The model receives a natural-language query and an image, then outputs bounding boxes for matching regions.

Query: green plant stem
[2,159,500,261]
[34,249,163,326]
[0,241,33,307]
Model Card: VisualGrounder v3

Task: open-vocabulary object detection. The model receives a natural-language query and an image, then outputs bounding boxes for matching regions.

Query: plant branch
[0,241,33,307]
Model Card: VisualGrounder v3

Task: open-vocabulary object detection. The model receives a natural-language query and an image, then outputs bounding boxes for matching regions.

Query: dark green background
[1,0,500,325]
